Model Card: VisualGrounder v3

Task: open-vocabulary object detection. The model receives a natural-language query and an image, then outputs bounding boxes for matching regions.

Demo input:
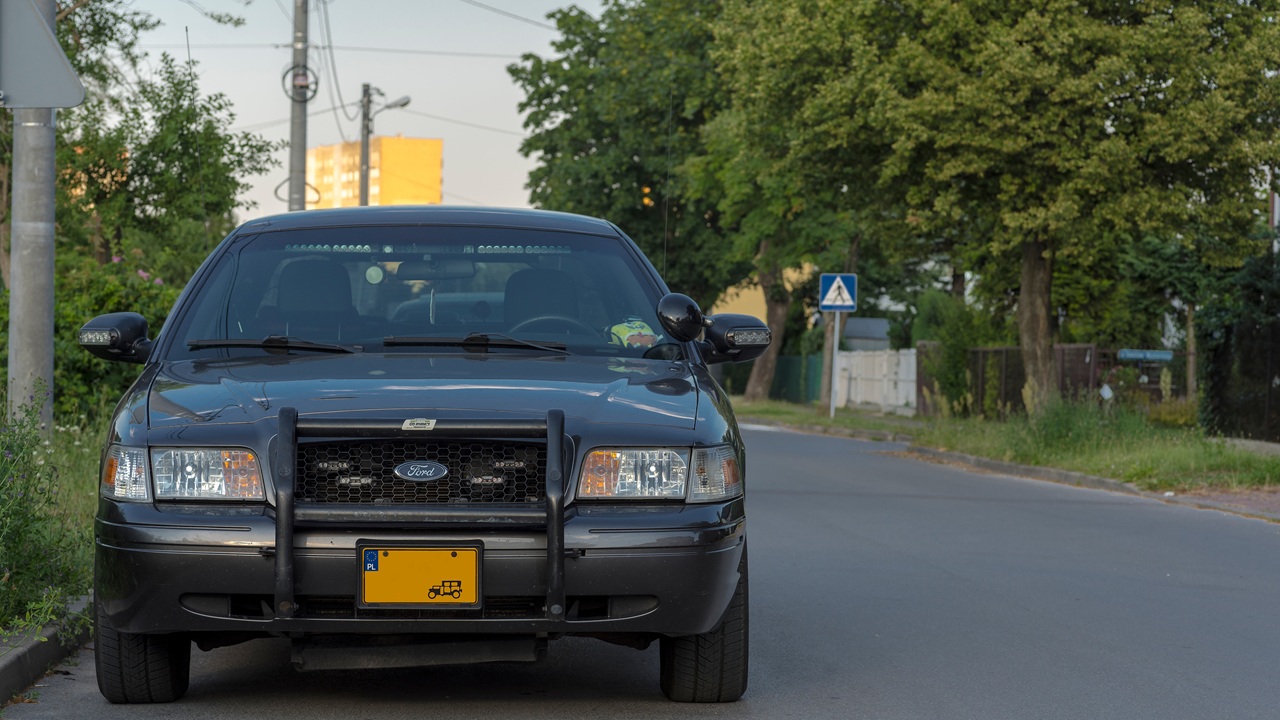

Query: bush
[0,389,91,635]
[1149,398,1199,428]
[1,254,181,419]
[914,289,1005,415]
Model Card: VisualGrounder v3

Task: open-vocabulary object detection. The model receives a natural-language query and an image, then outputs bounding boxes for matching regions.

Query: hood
[147,353,699,429]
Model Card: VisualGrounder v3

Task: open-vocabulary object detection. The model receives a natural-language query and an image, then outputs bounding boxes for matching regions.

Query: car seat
[503,268,579,328]
[258,258,362,343]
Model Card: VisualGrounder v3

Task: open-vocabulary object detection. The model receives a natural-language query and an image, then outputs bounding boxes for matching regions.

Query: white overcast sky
[129,0,604,220]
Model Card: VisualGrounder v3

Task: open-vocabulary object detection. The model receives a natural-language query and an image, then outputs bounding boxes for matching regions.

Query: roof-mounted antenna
[662,84,674,276]
[185,26,211,251]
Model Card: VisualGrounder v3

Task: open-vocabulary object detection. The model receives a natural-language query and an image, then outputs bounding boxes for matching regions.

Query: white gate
[835,349,917,415]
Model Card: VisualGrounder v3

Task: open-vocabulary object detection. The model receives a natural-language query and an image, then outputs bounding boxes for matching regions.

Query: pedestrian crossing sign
[819,273,857,311]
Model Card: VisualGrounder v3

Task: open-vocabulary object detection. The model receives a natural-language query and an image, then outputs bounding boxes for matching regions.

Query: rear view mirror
[396,259,476,281]
[78,312,153,364]
[657,293,709,342]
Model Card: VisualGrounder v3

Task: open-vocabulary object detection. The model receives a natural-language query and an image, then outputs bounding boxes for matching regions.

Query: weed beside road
[0,395,97,642]
[732,398,1280,492]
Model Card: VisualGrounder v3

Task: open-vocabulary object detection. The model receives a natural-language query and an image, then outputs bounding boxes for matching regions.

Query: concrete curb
[0,598,91,705]
[905,446,1280,523]
[906,446,1143,495]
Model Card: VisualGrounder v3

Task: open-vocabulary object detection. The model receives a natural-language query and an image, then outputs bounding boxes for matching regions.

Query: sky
[130,0,604,220]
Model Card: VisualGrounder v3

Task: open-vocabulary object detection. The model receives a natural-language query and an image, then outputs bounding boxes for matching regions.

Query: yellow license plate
[358,545,481,608]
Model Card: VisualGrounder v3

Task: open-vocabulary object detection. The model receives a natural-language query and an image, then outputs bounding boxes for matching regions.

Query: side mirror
[702,313,771,364]
[656,293,709,342]
[78,312,154,364]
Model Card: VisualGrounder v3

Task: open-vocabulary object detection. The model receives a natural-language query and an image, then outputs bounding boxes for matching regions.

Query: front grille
[296,440,546,504]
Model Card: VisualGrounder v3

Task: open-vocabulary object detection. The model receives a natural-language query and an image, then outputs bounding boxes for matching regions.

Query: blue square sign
[364,549,379,572]
[819,273,857,311]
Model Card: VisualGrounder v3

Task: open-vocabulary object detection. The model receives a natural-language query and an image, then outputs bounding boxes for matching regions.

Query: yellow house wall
[709,264,817,322]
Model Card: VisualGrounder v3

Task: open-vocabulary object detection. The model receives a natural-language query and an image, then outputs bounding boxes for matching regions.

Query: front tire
[95,600,191,703]
[659,546,749,702]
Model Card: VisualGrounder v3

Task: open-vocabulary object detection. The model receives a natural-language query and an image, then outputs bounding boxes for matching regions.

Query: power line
[400,109,523,137]
[316,0,359,142]
[138,43,520,59]
[233,105,521,139]
[270,0,291,24]
[443,191,490,206]
[232,102,359,132]
[456,0,558,31]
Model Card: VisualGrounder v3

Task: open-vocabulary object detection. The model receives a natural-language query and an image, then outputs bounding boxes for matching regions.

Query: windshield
[166,225,680,360]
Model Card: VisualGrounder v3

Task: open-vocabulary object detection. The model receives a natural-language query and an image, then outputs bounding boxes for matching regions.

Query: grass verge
[731,397,923,438]
[733,397,1280,492]
[1,398,99,644]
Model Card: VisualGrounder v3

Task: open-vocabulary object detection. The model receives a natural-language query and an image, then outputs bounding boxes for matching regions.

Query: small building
[842,317,890,351]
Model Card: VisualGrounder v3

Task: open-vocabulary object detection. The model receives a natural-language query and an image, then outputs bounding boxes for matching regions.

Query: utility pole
[6,0,58,428]
[360,83,372,206]
[287,0,309,211]
[358,86,409,207]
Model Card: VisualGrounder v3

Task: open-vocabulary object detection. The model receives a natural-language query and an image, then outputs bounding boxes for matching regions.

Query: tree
[1,1,277,416]
[710,0,1280,414]
[687,2,871,402]
[59,53,279,283]
[508,1,751,309]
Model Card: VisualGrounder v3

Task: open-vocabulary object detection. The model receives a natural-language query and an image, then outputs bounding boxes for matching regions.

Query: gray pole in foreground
[6,0,57,428]
[286,0,309,211]
[359,83,371,206]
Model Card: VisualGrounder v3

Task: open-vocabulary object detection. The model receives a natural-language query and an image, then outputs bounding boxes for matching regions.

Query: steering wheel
[508,315,600,336]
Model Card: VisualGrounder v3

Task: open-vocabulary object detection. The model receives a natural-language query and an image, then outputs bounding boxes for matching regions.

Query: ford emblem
[393,460,449,482]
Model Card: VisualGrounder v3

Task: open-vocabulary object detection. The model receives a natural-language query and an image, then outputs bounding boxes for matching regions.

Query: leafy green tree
[687,2,875,401]
[59,53,279,283]
[2,1,276,415]
[508,1,751,308]
[710,0,1280,414]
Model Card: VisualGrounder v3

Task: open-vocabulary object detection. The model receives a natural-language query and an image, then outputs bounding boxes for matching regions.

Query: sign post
[819,273,857,418]
[1,0,85,427]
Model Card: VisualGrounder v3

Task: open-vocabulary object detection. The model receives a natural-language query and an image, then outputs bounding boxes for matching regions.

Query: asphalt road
[8,427,1280,719]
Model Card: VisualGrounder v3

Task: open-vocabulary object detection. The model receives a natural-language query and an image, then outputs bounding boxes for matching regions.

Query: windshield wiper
[383,333,569,354]
[188,335,360,354]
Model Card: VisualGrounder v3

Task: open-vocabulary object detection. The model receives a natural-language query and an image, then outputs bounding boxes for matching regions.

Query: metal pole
[829,310,841,419]
[6,0,57,429]
[286,0,309,211]
[359,83,371,206]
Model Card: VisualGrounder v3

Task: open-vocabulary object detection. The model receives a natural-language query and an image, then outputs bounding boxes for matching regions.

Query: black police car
[80,207,770,704]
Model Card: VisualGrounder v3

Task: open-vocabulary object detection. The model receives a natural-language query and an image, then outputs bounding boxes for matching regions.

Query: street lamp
[360,84,412,206]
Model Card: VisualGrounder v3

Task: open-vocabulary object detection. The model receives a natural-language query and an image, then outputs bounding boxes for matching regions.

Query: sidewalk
[0,600,90,706]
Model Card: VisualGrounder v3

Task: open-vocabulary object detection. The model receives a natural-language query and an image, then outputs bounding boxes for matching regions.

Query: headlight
[578,448,688,499]
[689,446,742,502]
[102,445,265,501]
[102,446,150,501]
[152,448,264,500]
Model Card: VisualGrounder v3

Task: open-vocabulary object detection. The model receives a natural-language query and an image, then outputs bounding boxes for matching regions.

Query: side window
[171,255,237,346]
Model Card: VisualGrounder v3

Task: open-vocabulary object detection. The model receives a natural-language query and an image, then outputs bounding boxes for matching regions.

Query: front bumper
[95,500,744,637]
[97,407,745,640]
